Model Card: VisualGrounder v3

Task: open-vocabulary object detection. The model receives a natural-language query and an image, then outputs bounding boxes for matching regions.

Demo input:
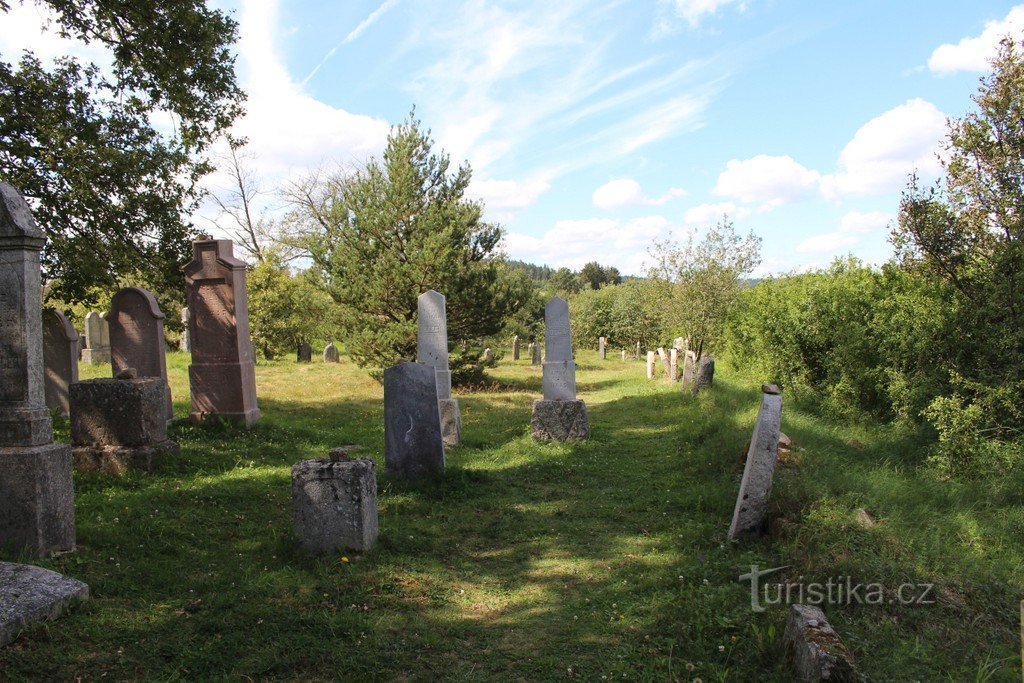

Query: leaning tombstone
[179,306,191,352]
[108,287,173,425]
[297,341,312,363]
[669,348,679,382]
[323,342,340,363]
[70,375,180,473]
[728,384,783,540]
[417,290,461,448]
[292,449,378,554]
[81,311,110,365]
[646,351,655,379]
[183,238,260,427]
[512,335,520,360]
[693,355,715,394]
[532,297,589,441]
[681,350,697,388]
[383,362,445,479]
[598,336,606,360]
[0,182,78,558]
[42,309,79,417]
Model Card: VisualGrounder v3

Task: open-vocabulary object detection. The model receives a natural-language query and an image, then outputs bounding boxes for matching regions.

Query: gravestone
[179,306,191,352]
[681,350,697,388]
[183,238,260,427]
[646,351,655,379]
[71,377,180,473]
[669,348,679,382]
[417,290,460,447]
[323,342,340,363]
[81,311,110,365]
[108,287,173,425]
[483,348,493,364]
[532,296,589,441]
[0,562,89,648]
[530,341,541,365]
[297,341,312,363]
[383,362,445,479]
[620,349,626,361]
[42,309,79,417]
[635,341,641,360]
[783,604,856,681]
[512,335,520,360]
[292,454,378,553]
[598,336,606,360]
[0,182,77,558]
[693,355,715,394]
[728,384,783,540]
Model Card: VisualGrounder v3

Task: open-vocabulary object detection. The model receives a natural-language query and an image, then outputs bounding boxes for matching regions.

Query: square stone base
[73,440,180,475]
[292,458,378,554]
[0,444,76,557]
[0,562,89,647]
[439,398,461,448]
[531,399,590,442]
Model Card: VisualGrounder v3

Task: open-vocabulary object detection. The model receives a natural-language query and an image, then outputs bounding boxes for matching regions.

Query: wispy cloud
[302,0,400,86]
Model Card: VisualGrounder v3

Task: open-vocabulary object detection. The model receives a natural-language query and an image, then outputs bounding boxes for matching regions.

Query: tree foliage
[0,0,244,303]
[247,256,339,361]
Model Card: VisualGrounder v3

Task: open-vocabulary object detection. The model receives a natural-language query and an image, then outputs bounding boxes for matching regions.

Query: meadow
[1,351,1021,680]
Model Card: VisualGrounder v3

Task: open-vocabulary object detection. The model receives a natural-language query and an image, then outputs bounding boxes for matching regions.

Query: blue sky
[4,1,1023,275]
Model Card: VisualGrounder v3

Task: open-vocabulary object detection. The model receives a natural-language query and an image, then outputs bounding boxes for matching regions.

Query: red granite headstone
[108,287,173,424]
[183,239,260,427]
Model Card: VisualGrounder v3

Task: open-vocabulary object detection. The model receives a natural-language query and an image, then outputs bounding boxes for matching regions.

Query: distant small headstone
[483,347,493,363]
[533,297,589,441]
[323,342,340,363]
[635,341,641,360]
[673,337,685,350]
[620,349,626,361]
[669,348,679,382]
[598,336,606,360]
[179,306,191,352]
[292,456,378,554]
[693,355,715,394]
[42,309,79,417]
[728,385,783,540]
[297,341,312,363]
[512,335,520,361]
[108,287,172,425]
[681,350,697,388]
[81,311,110,365]
[530,341,542,365]
[384,362,445,479]
[646,351,655,379]
[656,347,667,376]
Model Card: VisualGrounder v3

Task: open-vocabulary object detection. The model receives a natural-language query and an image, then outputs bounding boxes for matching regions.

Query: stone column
[532,296,589,441]
[81,311,110,364]
[183,238,260,427]
[108,287,172,425]
[417,290,460,448]
[531,341,541,365]
[0,182,76,557]
[42,309,79,417]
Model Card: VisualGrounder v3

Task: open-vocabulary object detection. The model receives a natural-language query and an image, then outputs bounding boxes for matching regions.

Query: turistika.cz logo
[738,565,937,613]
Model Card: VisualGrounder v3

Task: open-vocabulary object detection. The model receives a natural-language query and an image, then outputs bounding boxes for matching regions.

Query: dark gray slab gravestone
[728,385,783,540]
[681,350,696,388]
[693,355,715,394]
[0,182,77,558]
[42,309,79,417]
[297,341,312,363]
[533,296,589,442]
[417,290,460,447]
[512,335,520,360]
[292,456,378,554]
[81,311,110,364]
[384,362,445,479]
[0,562,89,647]
[108,287,172,424]
[323,342,340,363]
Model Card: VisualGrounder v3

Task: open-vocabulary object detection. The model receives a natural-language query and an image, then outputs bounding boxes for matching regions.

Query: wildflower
[685,663,695,672]
[718,645,725,652]
[341,557,350,563]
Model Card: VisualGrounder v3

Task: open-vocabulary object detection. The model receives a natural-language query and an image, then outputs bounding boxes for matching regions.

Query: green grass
[2,351,1022,680]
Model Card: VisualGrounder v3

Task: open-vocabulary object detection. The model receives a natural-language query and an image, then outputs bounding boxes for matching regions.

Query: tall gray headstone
[656,347,668,376]
[512,335,520,361]
[0,182,77,557]
[179,306,191,352]
[728,385,783,540]
[108,287,172,425]
[620,349,626,361]
[81,311,110,364]
[42,309,79,417]
[669,348,679,382]
[417,290,460,447]
[681,350,697,388]
[384,362,445,479]
[533,296,589,441]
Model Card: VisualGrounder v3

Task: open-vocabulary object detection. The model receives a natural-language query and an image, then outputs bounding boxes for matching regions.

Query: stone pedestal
[0,444,76,556]
[531,399,590,442]
[70,378,180,474]
[0,562,89,647]
[292,457,378,554]
[439,398,461,449]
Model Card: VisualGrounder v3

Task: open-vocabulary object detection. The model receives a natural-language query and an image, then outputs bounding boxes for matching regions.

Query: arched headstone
[108,287,172,424]
[42,309,79,417]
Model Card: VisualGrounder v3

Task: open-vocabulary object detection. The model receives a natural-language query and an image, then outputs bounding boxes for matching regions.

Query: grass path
[2,352,1022,680]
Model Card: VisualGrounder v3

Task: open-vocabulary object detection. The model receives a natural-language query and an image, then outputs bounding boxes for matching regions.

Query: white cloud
[795,233,859,254]
[821,99,947,199]
[713,155,820,208]
[468,175,553,223]
[592,178,687,210]
[929,6,1024,74]
[683,202,752,227]
[0,2,110,68]
[838,211,891,234]
[659,0,746,28]
[502,215,677,274]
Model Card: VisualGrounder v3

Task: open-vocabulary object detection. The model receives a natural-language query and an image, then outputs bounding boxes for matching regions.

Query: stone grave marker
[532,296,589,441]
[512,335,520,360]
[669,347,679,382]
[646,351,655,379]
[42,309,79,417]
[483,347,493,363]
[323,342,340,363]
[179,306,191,352]
[293,454,378,553]
[183,238,260,427]
[417,290,460,447]
[81,311,110,365]
[693,355,715,394]
[383,362,445,479]
[598,336,606,360]
[108,287,173,424]
[297,341,312,363]
[681,350,696,388]
[635,341,641,360]
[728,384,783,540]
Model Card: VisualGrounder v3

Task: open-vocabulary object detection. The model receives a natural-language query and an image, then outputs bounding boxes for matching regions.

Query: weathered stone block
[0,444,76,557]
[783,604,856,682]
[292,457,378,554]
[439,397,461,449]
[0,562,89,647]
[531,399,590,442]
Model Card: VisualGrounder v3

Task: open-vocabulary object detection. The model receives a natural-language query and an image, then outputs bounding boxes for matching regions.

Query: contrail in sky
[302,0,399,86]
